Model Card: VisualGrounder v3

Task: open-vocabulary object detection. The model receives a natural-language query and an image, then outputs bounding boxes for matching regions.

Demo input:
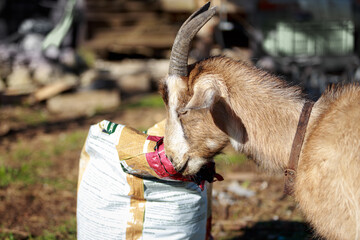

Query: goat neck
[191,57,321,173]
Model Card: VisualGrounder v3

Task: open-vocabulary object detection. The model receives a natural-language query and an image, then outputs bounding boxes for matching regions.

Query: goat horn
[168,2,217,77]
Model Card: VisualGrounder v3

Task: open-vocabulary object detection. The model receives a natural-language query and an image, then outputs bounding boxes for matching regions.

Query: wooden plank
[85,30,176,50]
[32,77,77,103]
[86,12,156,22]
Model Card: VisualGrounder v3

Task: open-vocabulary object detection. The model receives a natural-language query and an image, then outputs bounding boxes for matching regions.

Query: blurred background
[0,0,357,239]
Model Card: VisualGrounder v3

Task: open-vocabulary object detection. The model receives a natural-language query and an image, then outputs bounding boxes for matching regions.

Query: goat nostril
[177,162,187,174]
[177,157,189,174]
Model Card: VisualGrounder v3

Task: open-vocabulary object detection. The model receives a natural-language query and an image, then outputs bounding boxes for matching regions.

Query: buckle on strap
[284,169,296,196]
[284,100,314,196]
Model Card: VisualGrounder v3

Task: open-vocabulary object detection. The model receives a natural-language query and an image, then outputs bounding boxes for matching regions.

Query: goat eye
[177,109,188,116]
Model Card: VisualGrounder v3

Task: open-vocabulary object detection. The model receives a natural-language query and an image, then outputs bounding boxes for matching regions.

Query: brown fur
[162,56,360,239]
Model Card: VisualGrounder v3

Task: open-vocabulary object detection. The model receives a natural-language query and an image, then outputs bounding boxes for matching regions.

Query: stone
[7,65,35,94]
[79,69,117,90]
[59,48,77,68]
[43,45,60,60]
[32,74,78,102]
[21,33,43,58]
[117,72,151,94]
[146,59,169,82]
[160,0,196,12]
[47,90,120,117]
[227,181,255,198]
[80,69,98,88]
[97,59,147,77]
[32,62,55,85]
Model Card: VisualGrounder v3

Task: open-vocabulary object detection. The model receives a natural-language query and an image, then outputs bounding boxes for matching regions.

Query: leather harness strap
[284,100,315,196]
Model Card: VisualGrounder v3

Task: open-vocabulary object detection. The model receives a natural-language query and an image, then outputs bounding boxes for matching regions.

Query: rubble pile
[0,14,170,117]
[0,41,169,114]
[0,0,192,115]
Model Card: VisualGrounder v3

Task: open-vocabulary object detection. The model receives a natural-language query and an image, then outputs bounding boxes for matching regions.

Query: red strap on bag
[145,136,224,190]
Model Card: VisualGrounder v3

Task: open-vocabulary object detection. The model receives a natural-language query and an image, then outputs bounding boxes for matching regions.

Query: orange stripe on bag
[126,174,146,240]
[77,143,90,191]
[117,126,158,176]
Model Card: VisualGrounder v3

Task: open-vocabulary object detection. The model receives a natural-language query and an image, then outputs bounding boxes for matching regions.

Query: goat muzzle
[148,136,223,190]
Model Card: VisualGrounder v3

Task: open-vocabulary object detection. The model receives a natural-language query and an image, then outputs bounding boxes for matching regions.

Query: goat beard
[193,162,224,188]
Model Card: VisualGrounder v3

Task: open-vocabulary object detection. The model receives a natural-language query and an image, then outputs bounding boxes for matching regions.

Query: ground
[0,94,317,240]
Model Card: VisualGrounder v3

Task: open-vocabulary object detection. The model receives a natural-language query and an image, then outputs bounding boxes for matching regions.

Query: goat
[160,3,360,240]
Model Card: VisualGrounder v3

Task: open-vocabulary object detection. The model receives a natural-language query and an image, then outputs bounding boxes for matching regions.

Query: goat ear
[185,82,220,110]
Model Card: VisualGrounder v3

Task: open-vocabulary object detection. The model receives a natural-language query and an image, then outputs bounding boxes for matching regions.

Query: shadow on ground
[227,221,319,240]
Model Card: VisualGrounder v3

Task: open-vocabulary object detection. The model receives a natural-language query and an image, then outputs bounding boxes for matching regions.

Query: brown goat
[161,3,360,240]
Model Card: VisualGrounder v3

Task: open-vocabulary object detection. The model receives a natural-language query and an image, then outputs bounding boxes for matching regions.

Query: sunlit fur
[160,56,360,240]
